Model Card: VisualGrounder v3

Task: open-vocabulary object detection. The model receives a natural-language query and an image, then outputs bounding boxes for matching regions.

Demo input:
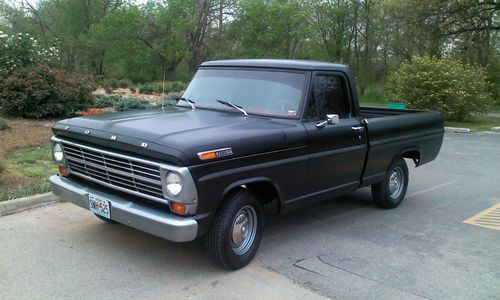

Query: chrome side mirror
[316,114,339,128]
[327,114,339,125]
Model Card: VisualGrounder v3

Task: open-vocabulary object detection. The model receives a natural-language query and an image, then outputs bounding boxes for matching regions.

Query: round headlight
[53,143,64,162]
[165,172,182,196]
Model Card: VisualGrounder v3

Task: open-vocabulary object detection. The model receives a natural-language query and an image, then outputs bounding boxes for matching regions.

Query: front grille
[62,141,165,202]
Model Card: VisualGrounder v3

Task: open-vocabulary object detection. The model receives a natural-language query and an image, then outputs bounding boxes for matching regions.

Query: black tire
[94,214,116,223]
[371,157,409,209]
[207,190,264,270]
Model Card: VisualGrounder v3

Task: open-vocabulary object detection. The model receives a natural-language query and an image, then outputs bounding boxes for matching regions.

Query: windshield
[180,69,306,118]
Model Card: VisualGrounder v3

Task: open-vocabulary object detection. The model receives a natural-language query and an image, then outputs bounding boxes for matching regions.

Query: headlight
[165,172,182,196]
[52,143,65,162]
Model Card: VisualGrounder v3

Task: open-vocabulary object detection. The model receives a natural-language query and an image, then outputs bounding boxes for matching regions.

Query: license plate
[89,194,111,219]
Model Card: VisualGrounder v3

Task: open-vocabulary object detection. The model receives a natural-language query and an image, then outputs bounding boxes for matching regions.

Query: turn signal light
[198,151,217,160]
[170,202,186,215]
[58,166,69,176]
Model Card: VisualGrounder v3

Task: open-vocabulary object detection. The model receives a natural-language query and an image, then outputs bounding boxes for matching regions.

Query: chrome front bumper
[49,175,198,242]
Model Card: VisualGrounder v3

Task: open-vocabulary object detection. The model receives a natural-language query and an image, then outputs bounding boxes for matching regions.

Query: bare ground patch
[0,118,55,152]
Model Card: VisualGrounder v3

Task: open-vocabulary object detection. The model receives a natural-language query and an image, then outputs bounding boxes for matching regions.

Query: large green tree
[0,0,497,94]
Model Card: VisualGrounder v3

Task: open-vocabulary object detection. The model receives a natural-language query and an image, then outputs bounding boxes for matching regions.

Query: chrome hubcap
[231,205,257,255]
[388,167,404,199]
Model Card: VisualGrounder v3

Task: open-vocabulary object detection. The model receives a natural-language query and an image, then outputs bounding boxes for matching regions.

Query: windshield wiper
[173,96,196,110]
[217,99,248,116]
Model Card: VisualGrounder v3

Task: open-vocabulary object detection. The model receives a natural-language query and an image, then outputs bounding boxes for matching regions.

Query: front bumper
[49,175,198,242]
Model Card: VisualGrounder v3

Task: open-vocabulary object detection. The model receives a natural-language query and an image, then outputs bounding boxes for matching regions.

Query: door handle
[351,126,364,132]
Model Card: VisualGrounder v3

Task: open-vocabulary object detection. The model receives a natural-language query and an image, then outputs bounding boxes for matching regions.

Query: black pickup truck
[49,59,444,269]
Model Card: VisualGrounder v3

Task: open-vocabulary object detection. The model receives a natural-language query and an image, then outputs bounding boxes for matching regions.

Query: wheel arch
[398,147,421,167]
[221,177,282,213]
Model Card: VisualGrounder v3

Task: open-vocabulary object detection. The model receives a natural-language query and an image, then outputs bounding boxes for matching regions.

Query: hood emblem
[141,142,148,148]
[84,130,91,135]
[198,148,233,160]
[110,135,117,141]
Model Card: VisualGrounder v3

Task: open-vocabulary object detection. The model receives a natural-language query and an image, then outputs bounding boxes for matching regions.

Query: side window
[305,75,350,120]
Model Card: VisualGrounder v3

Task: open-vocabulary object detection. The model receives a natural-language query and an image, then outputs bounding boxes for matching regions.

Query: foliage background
[0,0,497,88]
[387,56,494,121]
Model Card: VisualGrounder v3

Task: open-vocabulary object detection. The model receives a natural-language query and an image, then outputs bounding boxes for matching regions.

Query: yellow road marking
[464,202,500,231]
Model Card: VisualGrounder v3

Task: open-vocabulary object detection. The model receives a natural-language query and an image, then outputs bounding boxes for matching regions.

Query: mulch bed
[0,118,55,153]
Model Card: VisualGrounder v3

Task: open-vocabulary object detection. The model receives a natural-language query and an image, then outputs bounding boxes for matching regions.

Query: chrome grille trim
[55,138,169,204]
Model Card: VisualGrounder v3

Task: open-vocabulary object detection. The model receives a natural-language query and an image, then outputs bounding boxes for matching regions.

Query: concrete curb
[0,192,61,217]
[444,127,471,133]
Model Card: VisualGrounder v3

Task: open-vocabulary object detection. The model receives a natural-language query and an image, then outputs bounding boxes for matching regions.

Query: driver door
[303,72,368,199]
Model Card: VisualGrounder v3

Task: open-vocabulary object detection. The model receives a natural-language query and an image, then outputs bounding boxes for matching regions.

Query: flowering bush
[0,31,59,78]
[387,56,494,121]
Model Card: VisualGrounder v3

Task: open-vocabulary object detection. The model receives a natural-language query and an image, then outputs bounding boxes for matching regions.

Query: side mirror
[316,114,339,128]
[327,114,339,125]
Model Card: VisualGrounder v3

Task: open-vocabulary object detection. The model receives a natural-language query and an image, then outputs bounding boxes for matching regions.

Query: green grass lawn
[444,115,500,132]
[0,143,57,201]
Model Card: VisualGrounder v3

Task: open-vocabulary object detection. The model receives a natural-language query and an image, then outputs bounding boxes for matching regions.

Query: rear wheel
[371,157,409,209]
[207,190,264,270]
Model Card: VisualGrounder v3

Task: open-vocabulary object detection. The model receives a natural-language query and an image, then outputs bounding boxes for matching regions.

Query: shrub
[158,92,182,107]
[0,117,9,130]
[166,81,187,93]
[109,79,119,90]
[0,31,59,78]
[139,84,155,94]
[0,65,94,118]
[139,81,187,94]
[150,82,164,93]
[118,79,131,89]
[86,79,98,92]
[93,94,152,111]
[102,78,119,92]
[104,86,114,94]
[387,56,494,121]
[94,94,121,108]
[129,87,137,93]
[113,97,151,111]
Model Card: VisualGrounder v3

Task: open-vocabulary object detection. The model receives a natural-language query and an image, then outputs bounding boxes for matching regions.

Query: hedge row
[94,94,154,111]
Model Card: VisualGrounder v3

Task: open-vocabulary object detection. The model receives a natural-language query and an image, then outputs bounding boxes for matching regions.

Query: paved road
[1,132,499,300]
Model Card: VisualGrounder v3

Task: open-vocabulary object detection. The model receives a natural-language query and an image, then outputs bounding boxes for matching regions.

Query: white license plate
[89,194,111,219]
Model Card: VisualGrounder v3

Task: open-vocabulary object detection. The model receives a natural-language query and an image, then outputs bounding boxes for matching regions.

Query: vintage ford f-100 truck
[50,59,444,269]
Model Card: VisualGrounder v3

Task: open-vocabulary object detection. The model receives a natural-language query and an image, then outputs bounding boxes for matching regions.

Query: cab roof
[200,59,350,72]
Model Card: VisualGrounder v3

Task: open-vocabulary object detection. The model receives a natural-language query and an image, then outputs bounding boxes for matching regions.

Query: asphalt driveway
[1,132,499,299]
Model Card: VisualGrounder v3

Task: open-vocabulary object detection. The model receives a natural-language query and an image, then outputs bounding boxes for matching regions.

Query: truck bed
[359,106,444,186]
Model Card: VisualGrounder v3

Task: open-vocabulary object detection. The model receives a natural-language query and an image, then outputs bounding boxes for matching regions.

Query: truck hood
[53,107,302,166]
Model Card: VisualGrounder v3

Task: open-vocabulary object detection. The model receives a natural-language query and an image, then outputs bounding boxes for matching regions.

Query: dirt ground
[0,118,55,152]
[0,89,159,153]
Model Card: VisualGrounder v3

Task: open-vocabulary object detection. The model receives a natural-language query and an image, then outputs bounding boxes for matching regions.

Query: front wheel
[207,190,264,270]
[371,157,409,209]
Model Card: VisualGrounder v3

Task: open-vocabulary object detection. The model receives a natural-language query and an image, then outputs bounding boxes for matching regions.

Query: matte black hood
[52,107,302,166]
